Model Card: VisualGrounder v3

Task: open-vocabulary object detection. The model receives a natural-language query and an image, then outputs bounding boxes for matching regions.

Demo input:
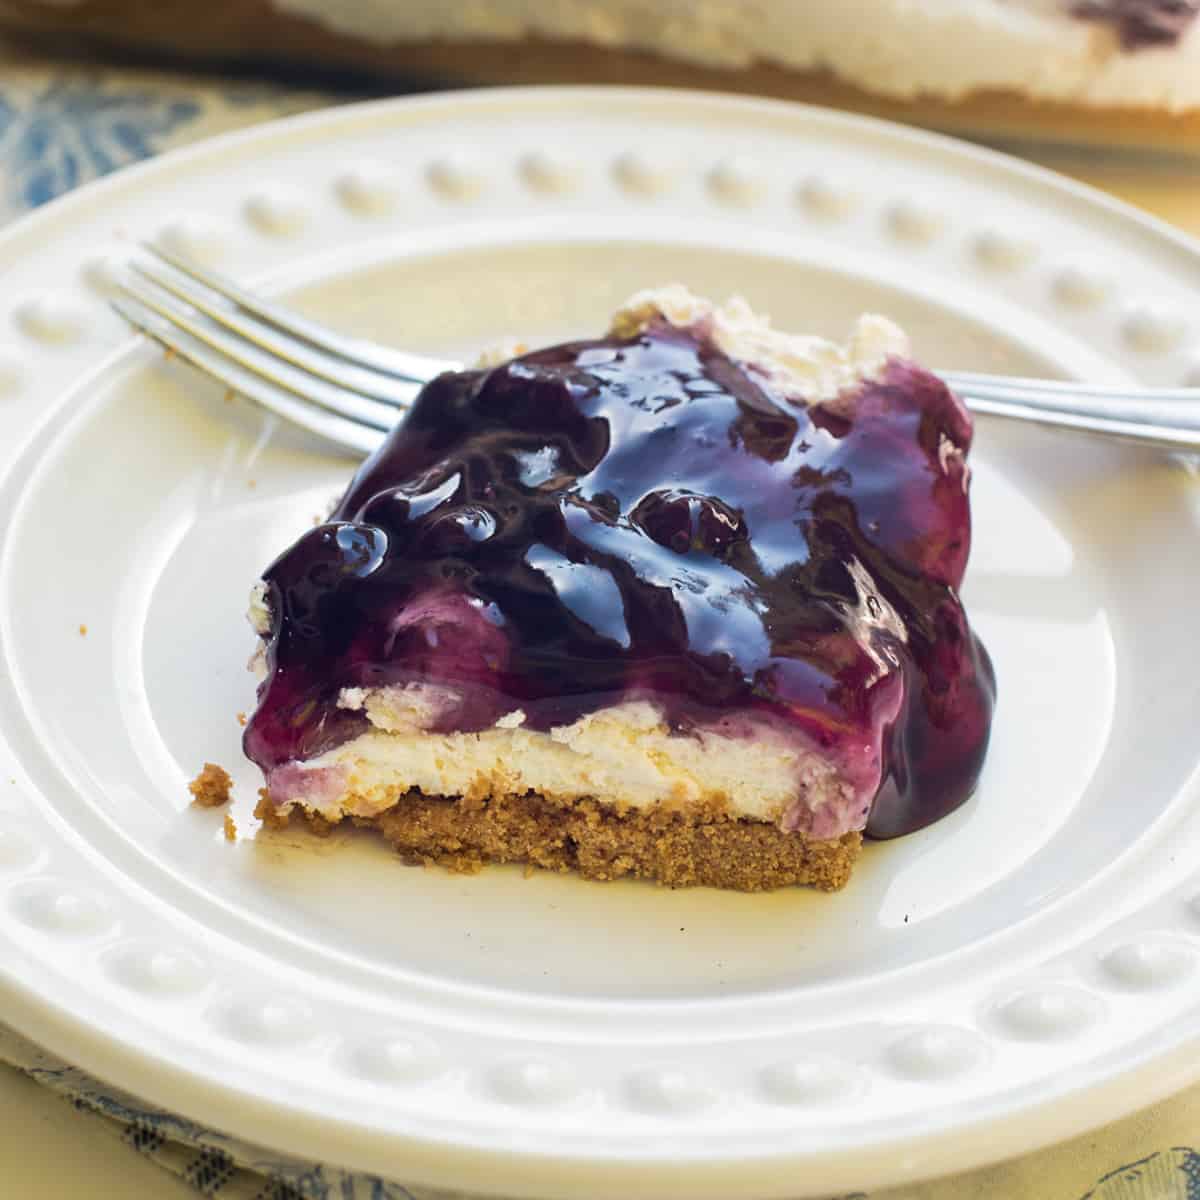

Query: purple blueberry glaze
[1071,0,1198,48]
[244,319,995,839]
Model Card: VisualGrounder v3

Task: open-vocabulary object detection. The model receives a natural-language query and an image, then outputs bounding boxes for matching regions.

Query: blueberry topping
[244,319,995,838]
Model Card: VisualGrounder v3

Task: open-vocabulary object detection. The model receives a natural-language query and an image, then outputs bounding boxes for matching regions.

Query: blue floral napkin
[0,39,339,220]
[1,35,1197,1200]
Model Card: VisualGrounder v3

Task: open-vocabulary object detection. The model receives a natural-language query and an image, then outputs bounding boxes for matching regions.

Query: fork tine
[118,273,399,433]
[112,296,383,458]
[144,242,460,383]
[132,256,423,409]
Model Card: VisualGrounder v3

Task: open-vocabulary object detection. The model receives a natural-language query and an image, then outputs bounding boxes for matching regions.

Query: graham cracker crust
[188,762,233,808]
[258,789,862,892]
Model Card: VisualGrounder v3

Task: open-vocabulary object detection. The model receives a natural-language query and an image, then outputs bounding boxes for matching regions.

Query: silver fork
[111,244,1200,457]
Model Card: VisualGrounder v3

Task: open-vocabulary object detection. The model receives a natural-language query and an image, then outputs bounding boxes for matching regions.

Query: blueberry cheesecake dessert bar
[241,287,995,890]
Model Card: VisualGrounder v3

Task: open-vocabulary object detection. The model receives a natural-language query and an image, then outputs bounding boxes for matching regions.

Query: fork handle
[957,389,1200,452]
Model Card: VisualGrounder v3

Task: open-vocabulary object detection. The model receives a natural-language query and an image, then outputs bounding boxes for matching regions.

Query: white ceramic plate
[2,88,1200,1200]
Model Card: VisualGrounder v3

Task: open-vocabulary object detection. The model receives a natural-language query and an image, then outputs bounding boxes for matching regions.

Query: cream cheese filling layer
[267,693,855,836]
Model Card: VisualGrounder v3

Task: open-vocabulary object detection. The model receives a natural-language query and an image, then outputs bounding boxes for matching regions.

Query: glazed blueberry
[1071,0,1198,48]
[245,319,995,838]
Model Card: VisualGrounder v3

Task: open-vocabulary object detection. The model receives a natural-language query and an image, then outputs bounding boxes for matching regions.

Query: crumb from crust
[223,812,238,841]
[475,337,530,367]
[189,762,233,808]
[78,624,87,637]
[304,810,338,838]
[236,712,247,727]
[255,786,292,829]
[277,788,861,891]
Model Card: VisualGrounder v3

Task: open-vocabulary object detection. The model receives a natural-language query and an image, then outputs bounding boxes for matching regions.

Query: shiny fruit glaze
[245,319,995,838]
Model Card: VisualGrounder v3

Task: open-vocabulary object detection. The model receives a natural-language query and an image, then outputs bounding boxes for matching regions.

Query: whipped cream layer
[611,286,908,410]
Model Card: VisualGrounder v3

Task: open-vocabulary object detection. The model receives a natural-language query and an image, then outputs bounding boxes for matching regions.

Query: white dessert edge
[610,284,908,408]
[267,0,1200,112]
